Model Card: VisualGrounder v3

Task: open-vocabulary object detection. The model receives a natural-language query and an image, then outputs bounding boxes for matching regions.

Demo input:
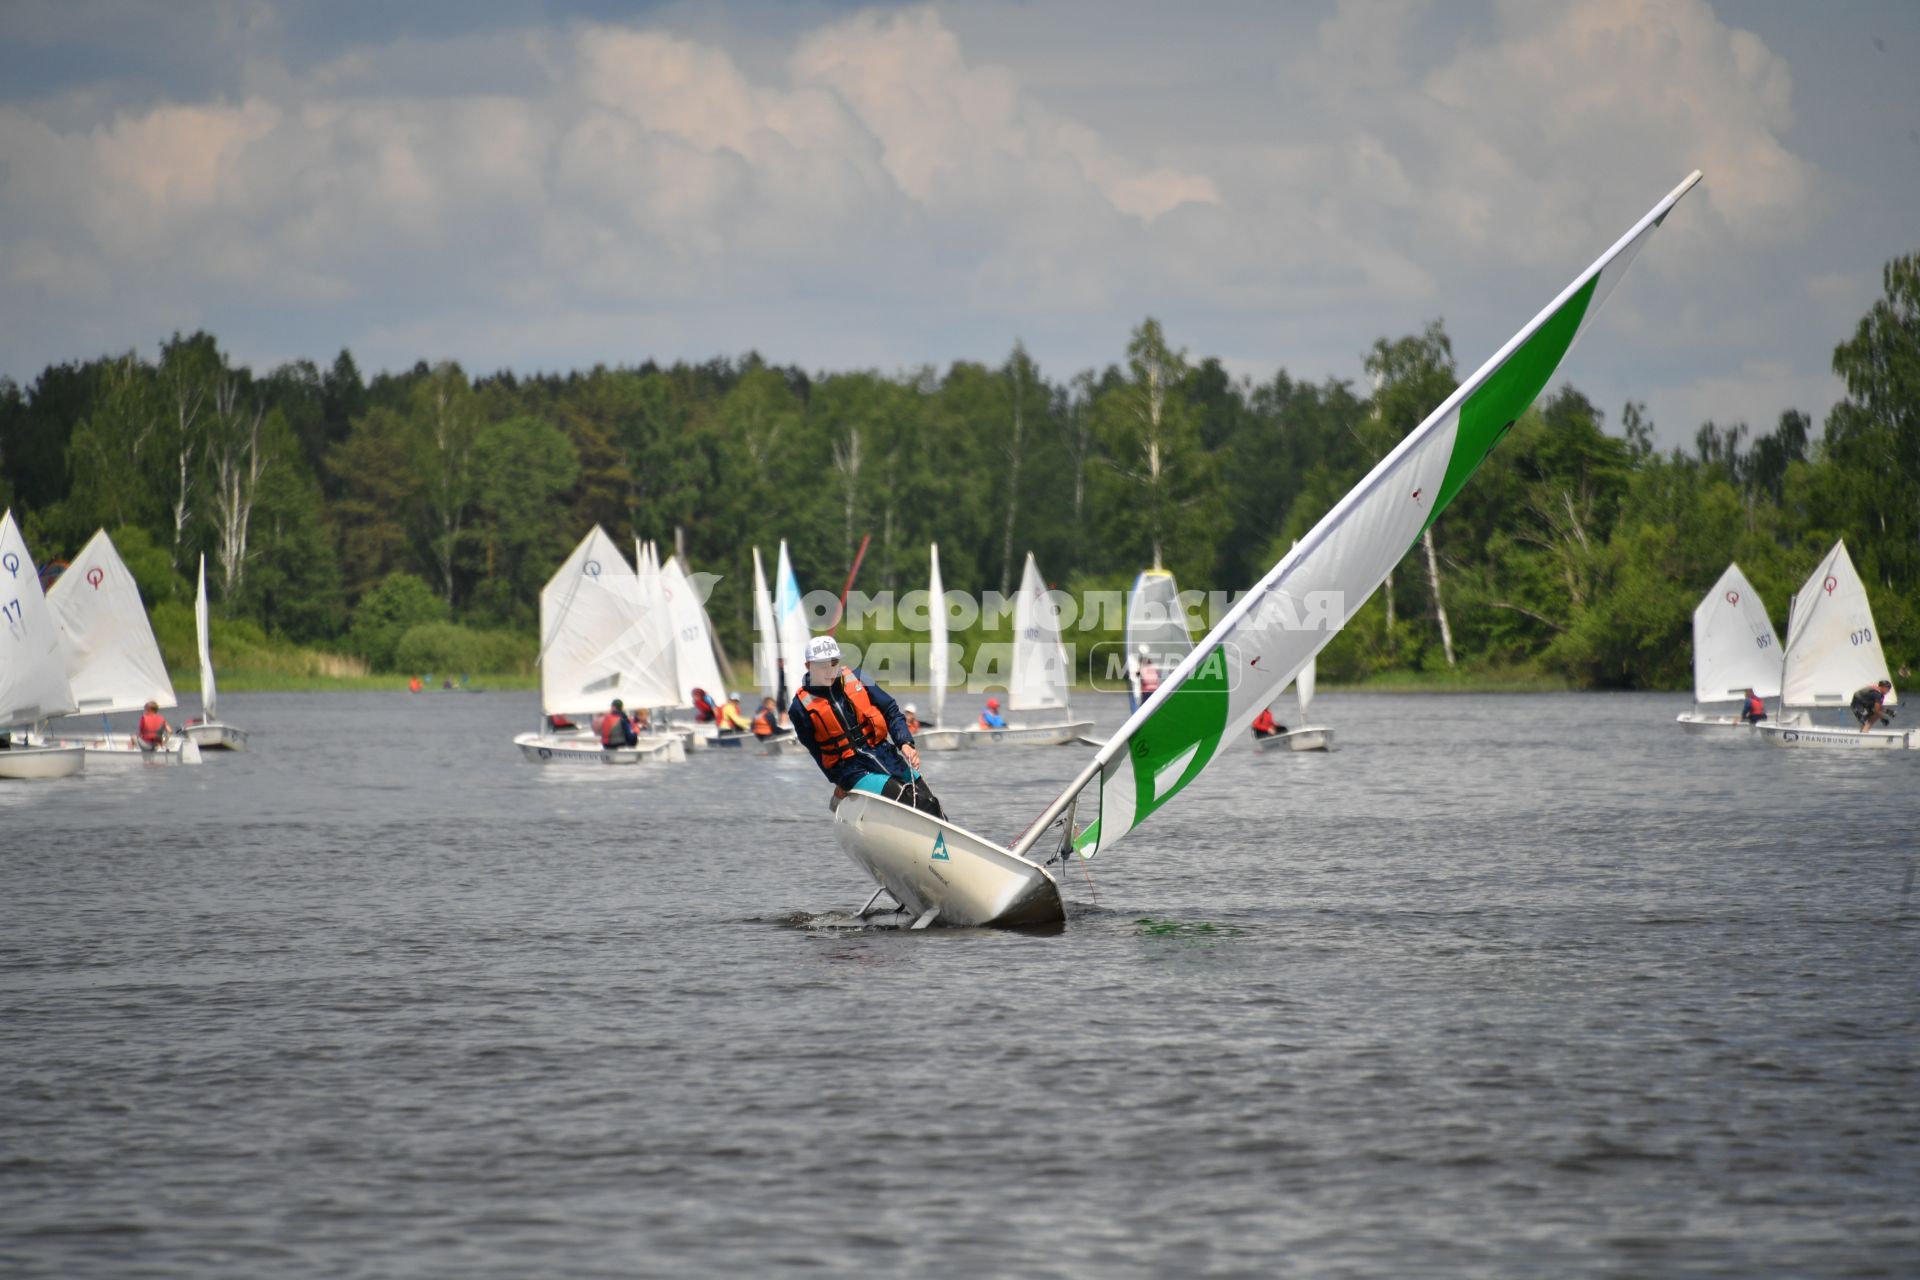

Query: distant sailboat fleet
[1680,540,1909,749]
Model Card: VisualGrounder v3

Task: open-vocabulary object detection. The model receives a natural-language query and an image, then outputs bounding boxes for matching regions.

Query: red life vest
[796,672,888,769]
[600,711,633,747]
[1252,709,1276,735]
[1745,692,1765,717]
[138,711,168,745]
[751,708,777,737]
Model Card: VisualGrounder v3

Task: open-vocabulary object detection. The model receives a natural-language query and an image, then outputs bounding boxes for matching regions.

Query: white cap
[1138,643,1150,656]
[729,691,742,702]
[904,703,917,714]
[805,635,841,663]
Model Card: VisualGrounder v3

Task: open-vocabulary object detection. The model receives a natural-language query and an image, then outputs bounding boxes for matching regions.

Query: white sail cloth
[0,510,79,726]
[46,528,176,715]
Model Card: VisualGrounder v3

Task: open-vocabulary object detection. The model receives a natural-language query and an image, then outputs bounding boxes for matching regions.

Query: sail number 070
[1850,627,1872,646]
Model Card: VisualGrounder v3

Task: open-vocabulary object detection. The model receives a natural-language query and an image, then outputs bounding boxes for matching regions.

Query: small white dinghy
[1754,541,1910,750]
[44,528,201,766]
[515,526,686,765]
[180,556,248,751]
[0,511,87,780]
[826,171,1702,926]
[1675,563,1783,736]
[1253,650,1335,753]
[922,552,1092,750]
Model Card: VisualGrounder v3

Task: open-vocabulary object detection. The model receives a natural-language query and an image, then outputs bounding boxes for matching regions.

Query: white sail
[1692,563,1781,702]
[1780,541,1895,709]
[663,554,729,704]
[774,540,810,704]
[752,547,778,699]
[46,528,176,715]
[195,555,218,721]
[633,540,688,710]
[0,510,79,726]
[1296,653,1316,722]
[1009,552,1071,713]
[1125,569,1192,704]
[538,526,675,716]
[929,543,949,727]
[1009,171,1703,862]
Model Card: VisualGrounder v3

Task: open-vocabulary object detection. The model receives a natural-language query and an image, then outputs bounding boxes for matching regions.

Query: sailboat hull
[54,735,202,765]
[0,744,87,779]
[831,791,1065,928]
[1254,726,1334,753]
[1753,723,1913,751]
[919,721,1094,751]
[513,732,687,764]
[181,722,249,751]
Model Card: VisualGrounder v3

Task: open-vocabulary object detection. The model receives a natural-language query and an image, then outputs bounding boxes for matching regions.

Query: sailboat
[915,543,971,751]
[748,546,798,752]
[826,172,1703,927]
[180,555,249,750]
[0,510,87,779]
[45,528,201,765]
[1254,652,1335,753]
[924,552,1094,750]
[1754,540,1910,750]
[1124,567,1192,711]
[661,552,745,749]
[1675,563,1781,735]
[773,540,811,711]
[514,526,685,764]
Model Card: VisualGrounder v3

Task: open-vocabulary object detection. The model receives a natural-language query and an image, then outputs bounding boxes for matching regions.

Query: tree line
[2,252,1914,687]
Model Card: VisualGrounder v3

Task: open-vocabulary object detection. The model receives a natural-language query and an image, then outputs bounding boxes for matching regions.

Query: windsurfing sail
[1125,569,1192,707]
[45,527,176,715]
[1010,170,1704,862]
[774,540,810,705]
[662,554,729,705]
[0,510,78,727]
[929,543,949,727]
[1692,564,1781,702]
[1008,552,1071,713]
[538,526,675,716]
[195,555,218,722]
[752,547,779,700]
[1779,540,1895,709]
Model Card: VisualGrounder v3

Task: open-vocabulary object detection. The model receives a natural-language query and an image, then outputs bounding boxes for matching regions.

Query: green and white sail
[1010,171,1703,862]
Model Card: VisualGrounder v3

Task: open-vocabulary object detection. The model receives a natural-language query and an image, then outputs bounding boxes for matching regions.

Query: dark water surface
[4,690,1916,1277]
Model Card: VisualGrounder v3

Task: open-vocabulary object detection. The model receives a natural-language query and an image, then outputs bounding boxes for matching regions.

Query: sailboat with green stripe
[828,171,1703,928]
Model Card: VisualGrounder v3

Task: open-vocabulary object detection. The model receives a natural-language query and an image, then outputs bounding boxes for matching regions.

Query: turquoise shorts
[848,768,921,795]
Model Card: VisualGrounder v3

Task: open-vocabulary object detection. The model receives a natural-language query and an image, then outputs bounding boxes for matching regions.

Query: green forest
[3,252,1915,691]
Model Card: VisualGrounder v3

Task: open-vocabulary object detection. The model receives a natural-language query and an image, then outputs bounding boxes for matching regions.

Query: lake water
[3,690,1916,1277]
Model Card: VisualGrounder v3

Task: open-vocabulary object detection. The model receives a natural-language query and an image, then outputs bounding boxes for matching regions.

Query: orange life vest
[138,711,168,745]
[796,672,889,769]
[752,708,777,737]
[904,713,920,736]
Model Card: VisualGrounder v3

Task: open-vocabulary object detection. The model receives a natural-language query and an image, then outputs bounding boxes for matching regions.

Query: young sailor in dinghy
[599,699,639,748]
[1740,688,1767,724]
[751,698,780,738]
[791,636,944,817]
[137,700,174,751]
[716,692,750,735]
[1851,680,1894,732]
[1251,706,1286,739]
[978,698,1007,729]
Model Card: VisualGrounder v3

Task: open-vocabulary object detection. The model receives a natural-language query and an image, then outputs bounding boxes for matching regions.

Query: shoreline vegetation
[8,255,1913,691]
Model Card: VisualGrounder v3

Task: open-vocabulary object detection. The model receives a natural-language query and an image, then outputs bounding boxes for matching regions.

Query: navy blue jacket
[789,669,916,789]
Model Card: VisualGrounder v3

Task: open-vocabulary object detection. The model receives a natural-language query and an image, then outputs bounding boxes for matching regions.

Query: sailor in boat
[547,713,578,732]
[978,698,1007,729]
[790,635,944,818]
[690,688,720,724]
[1251,706,1287,739]
[751,698,781,739]
[1132,644,1163,711]
[903,703,922,736]
[598,699,639,748]
[716,692,751,736]
[1851,680,1894,732]
[1740,688,1767,724]
[137,700,174,752]
[408,675,423,693]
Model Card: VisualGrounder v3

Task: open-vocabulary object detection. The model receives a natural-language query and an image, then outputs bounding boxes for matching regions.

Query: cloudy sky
[2,0,1915,448]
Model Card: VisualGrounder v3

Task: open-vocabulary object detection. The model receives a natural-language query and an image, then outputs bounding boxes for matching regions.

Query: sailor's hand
[900,743,921,769]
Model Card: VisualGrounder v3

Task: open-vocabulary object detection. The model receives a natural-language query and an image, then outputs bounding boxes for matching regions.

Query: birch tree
[206,369,272,596]
[407,363,480,606]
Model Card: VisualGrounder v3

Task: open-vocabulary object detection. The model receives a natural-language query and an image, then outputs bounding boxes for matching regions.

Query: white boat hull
[1253,726,1334,753]
[1753,723,1913,751]
[0,743,88,779]
[918,721,1094,751]
[753,729,798,755]
[513,732,687,764]
[181,721,249,751]
[54,735,203,766]
[830,791,1064,928]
